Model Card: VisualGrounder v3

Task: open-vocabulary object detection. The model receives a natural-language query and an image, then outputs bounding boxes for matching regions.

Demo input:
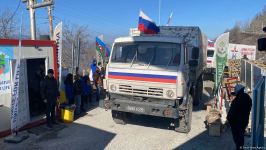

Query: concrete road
[0,81,239,150]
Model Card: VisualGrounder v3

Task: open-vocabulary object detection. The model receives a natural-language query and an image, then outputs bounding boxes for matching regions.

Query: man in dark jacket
[227,84,252,150]
[41,69,60,128]
[93,67,102,102]
[73,74,83,115]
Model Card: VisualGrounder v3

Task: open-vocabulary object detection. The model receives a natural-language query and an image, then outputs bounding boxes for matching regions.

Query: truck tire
[112,110,127,125]
[193,75,203,106]
[175,95,193,133]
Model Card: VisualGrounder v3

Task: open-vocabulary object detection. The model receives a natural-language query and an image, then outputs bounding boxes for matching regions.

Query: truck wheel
[112,110,127,125]
[175,95,193,133]
[193,76,203,106]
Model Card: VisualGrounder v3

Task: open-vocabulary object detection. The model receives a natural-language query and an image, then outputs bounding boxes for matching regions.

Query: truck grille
[118,85,163,97]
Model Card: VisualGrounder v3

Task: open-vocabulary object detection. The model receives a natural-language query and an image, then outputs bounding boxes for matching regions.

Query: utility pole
[23,0,54,40]
[29,0,36,40]
[76,37,80,74]
[72,43,75,75]
[47,5,53,39]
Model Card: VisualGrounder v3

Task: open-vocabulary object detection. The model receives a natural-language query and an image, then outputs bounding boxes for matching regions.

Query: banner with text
[10,42,22,132]
[53,22,63,90]
[215,32,229,92]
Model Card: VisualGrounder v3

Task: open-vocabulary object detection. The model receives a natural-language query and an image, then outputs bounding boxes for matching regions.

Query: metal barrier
[251,76,265,148]
[240,59,263,92]
[239,59,265,147]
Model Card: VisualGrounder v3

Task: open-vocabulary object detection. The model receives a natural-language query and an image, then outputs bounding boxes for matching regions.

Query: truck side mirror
[258,38,266,51]
[263,26,266,32]
[191,47,199,59]
[189,60,198,67]
[258,26,266,51]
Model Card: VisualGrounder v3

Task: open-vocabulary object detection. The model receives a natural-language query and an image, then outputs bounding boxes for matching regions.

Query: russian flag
[138,10,160,34]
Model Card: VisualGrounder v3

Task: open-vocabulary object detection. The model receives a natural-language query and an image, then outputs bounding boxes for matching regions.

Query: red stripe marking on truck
[108,75,176,83]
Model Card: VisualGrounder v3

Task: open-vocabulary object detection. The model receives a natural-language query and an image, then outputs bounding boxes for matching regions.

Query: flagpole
[166,12,173,26]
[11,11,23,135]
[159,0,161,25]
[17,11,23,135]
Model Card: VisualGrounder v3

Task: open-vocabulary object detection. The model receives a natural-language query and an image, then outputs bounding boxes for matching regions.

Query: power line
[6,0,22,22]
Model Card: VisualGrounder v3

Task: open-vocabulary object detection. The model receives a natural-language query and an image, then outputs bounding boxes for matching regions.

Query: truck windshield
[111,42,181,66]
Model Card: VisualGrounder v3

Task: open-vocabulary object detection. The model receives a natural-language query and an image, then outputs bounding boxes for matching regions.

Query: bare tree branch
[62,23,96,70]
[0,9,18,39]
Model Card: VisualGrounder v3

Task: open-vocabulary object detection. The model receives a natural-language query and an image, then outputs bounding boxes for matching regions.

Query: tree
[62,23,96,71]
[229,23,241,43]
[0,9,18,39]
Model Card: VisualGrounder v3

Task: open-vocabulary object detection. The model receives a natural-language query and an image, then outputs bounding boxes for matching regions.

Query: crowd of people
[64,60,105,116]
[41,59,106,128]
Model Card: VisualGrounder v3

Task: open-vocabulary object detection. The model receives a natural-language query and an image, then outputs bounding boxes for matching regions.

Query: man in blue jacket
[81,75,92,111]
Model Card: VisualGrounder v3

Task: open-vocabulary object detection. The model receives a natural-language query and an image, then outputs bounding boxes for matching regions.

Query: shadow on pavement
[193,92,212,112]
[174,130,235,150]
[127,114,173,131]
[37,122,116,150]
[74,92,105,120]
[0,122,116,150]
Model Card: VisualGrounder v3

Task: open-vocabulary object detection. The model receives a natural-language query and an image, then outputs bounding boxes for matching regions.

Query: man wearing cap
[227,84,252,150]
[41,69,60,128]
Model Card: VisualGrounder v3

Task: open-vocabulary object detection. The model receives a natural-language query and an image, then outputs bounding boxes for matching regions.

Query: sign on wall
[0,47,13,95]
[228,44,256,60]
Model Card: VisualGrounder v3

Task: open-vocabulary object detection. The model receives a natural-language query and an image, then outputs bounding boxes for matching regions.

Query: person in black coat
[73,74,83,115]
[227,84,252,150]
[41,69,60,128]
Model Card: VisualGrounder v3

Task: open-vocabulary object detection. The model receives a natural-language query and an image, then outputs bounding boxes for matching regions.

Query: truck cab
[105,26,205,133]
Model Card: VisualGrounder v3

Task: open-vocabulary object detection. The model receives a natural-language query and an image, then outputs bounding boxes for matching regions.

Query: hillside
[228,6,266,58]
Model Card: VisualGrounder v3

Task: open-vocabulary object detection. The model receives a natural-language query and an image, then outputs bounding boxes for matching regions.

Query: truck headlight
[110,84,117,92]
[166,90,175,98]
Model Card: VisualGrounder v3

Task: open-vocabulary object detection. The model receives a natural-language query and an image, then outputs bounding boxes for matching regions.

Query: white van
[206,47,215,71]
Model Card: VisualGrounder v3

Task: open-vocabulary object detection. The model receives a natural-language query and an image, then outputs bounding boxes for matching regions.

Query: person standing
[81,75,92,111]
[64,73,74,104]
[227,84,252,150]
[93,67,102,102]
[73,74,83,115]
[41,69,60,128]
[89,59,97,82]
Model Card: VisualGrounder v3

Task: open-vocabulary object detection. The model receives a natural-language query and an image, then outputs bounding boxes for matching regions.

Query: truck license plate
[127,106,145,113]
